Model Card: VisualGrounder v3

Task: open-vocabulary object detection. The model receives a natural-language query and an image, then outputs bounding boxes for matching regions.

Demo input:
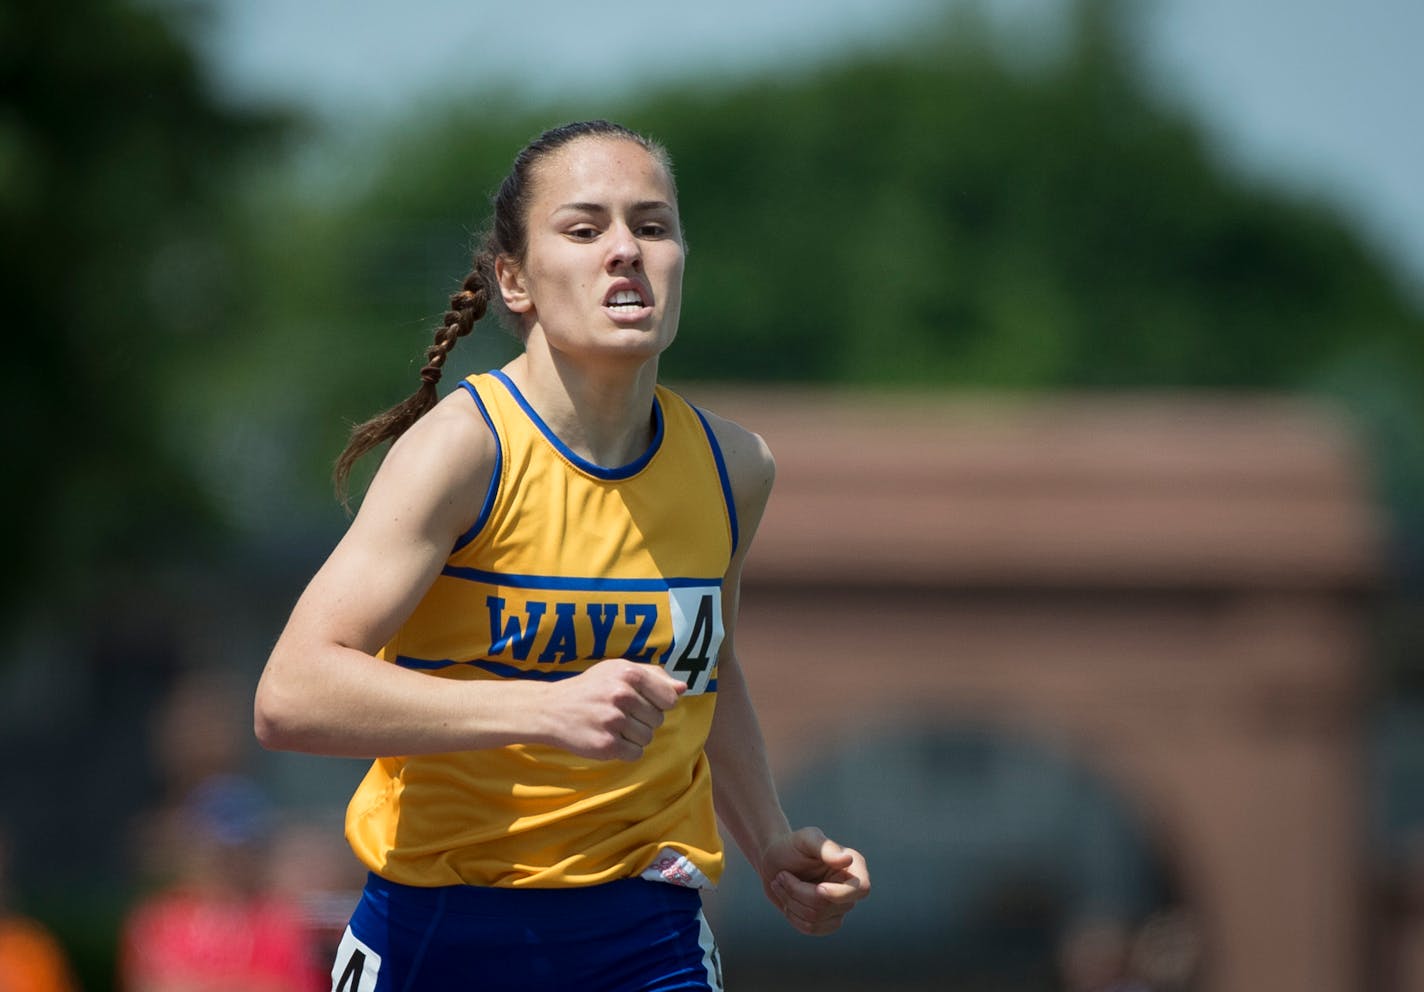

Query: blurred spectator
[0,826,80,992]
[1057,917,1150,992]
[265,821,365,975]
[1057,908,1202,992]
[1127,908,1201,991]
[118,775,324,992]
[130,671,254,886]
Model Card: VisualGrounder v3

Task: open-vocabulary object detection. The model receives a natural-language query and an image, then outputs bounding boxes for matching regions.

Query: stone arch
[709,713,1192,989]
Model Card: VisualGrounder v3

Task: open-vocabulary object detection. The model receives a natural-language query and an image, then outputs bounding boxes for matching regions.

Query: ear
[495,256,532,315]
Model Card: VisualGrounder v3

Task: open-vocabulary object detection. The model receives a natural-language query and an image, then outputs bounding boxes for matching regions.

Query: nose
[605,223,642,271]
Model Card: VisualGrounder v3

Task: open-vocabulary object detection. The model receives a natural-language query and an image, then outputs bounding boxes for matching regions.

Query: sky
[182,0,1424,300]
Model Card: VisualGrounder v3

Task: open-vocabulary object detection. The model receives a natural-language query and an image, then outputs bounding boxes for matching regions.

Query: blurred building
[686,386,1382,992]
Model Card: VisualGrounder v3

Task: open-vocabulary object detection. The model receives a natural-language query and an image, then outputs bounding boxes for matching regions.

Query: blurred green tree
[653,1,1424,394]
[0,0,290,618]
[240,1,1422,414]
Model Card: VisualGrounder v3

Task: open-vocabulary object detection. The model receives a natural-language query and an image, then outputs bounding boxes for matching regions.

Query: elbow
[252,670,304,752]
[252,699,283,752]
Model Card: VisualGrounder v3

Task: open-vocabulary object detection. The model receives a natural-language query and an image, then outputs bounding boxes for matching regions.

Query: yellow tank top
[345,370,738,889]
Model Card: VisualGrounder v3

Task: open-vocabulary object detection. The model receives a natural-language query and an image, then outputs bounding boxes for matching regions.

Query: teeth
[609,290,644,307]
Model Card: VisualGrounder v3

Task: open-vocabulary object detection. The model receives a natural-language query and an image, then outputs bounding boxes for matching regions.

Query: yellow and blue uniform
[335,370,735,991]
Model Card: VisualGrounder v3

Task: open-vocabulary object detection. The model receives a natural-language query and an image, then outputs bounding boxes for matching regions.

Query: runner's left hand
[758,826,870,936]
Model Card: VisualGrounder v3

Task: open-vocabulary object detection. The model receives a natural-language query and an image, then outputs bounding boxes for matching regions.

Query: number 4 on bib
[664,587,723,695]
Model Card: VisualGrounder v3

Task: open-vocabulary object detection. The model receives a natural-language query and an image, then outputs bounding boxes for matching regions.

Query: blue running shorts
[331,873,724,992]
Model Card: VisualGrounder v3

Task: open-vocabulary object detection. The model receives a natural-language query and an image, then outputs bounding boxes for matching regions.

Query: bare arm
[254,391,682,761]
[700,412,871,935]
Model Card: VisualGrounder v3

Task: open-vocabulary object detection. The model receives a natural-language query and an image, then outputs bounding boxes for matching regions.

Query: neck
[504,344,661,467]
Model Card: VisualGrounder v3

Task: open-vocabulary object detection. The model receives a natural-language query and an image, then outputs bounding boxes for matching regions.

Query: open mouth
[605,288,648,311]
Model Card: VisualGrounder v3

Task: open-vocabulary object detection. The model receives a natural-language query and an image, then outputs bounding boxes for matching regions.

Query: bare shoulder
[356,386,498,537]
[695,406,776,523]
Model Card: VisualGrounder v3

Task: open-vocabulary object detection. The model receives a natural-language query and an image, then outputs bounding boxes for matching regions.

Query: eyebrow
[554,200,675,215]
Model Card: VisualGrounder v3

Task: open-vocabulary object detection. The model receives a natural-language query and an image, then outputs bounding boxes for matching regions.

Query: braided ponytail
[332,250,495,507]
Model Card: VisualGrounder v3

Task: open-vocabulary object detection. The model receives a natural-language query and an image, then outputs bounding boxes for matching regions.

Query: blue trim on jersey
[691,406,739,557]
[393,655,456,671]
[392,654,717,692]
[490,369,664,480]
[469,659,585,681]
[451,379,503,553]
[440,565,722,592]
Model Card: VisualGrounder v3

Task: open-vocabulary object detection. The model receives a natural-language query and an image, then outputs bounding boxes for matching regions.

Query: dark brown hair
[333,120,674,505]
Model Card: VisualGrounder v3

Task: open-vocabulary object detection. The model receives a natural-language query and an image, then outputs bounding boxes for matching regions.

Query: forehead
[529,137,677,209]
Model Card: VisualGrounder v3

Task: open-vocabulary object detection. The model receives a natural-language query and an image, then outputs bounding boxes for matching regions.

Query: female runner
[255,120,870,991]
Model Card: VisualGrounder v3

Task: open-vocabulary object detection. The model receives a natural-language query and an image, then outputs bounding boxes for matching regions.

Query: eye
[636,223,669,239]
[566,225,600,241]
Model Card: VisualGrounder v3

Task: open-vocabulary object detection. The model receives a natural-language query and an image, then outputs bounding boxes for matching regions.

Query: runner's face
[498,137,684,364]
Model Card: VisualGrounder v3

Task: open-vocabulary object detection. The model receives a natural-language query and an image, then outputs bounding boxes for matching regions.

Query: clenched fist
[544,660,686,761]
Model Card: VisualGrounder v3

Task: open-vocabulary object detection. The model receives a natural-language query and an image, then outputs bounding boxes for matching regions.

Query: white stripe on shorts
[697,909,724,991]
